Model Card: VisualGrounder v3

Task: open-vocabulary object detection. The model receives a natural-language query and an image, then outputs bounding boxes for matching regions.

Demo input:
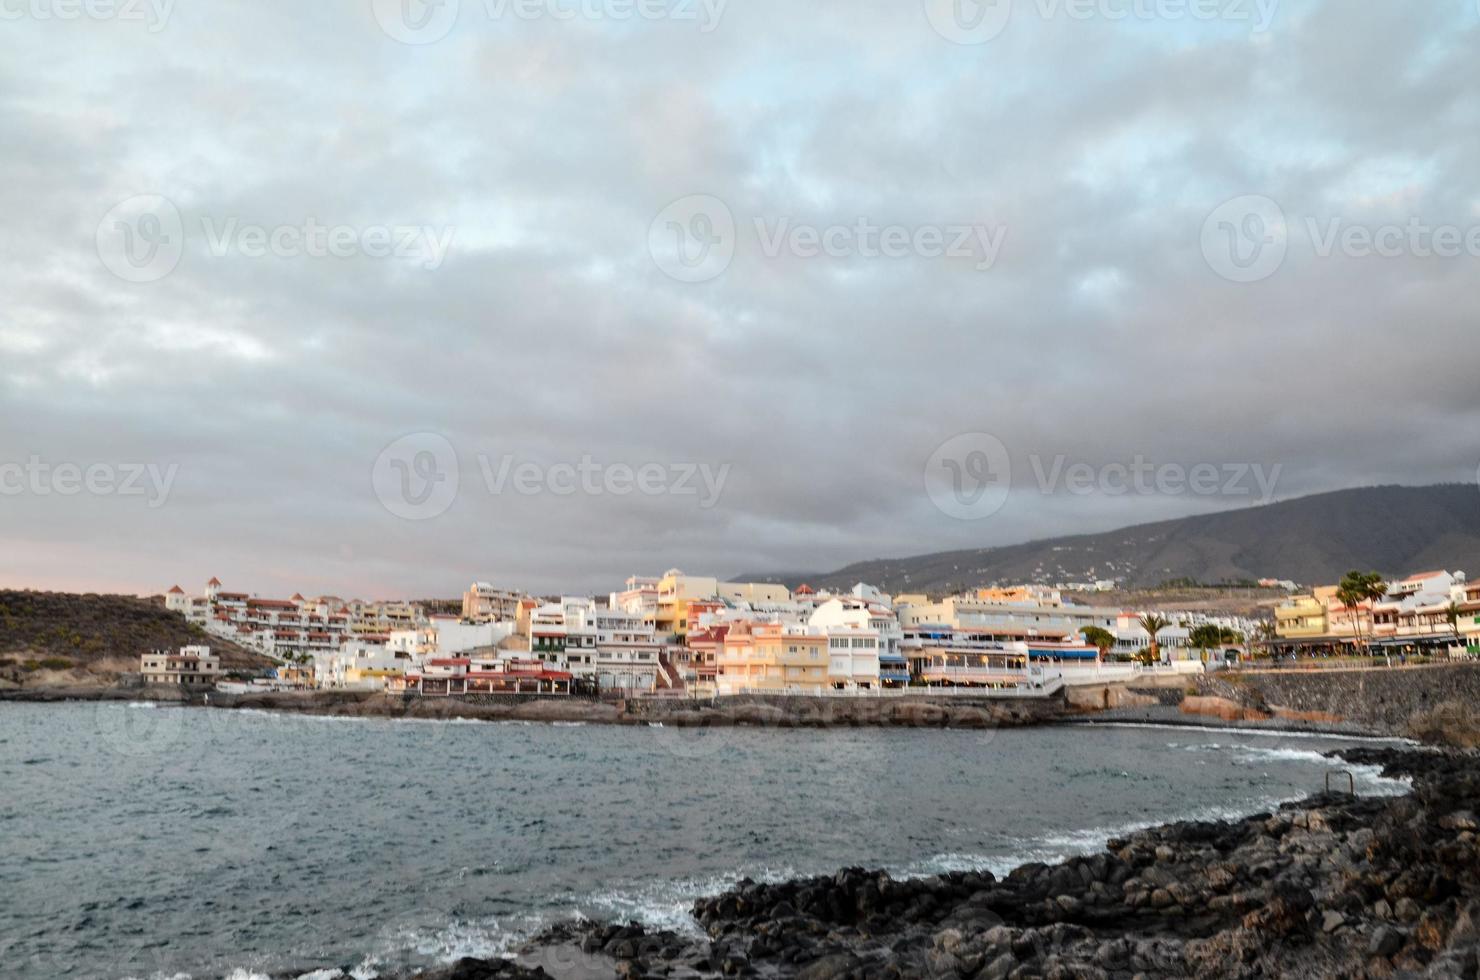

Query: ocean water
[0,702,1407,980]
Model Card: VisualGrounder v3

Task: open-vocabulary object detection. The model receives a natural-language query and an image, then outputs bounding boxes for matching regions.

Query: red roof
[796,584,815,594]
[167,585,185,595]
[208,577,222,586]
[291,593,305,601]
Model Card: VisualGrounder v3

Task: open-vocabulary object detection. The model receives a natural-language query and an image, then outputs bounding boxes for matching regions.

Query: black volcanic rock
[403,745,1480,979]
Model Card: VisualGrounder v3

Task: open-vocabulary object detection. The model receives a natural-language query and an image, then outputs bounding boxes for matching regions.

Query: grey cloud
[2,0,1480,597]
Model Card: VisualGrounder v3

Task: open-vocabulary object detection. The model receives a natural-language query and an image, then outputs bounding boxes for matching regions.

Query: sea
[0,701,1409,979]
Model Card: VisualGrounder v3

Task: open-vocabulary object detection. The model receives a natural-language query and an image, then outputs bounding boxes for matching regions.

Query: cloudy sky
[2,0,1478,599]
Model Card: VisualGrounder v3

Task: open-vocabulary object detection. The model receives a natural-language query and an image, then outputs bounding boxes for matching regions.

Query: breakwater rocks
[398,747,1480,980]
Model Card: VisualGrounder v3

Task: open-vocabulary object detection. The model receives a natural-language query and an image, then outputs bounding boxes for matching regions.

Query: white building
[530,597,663,692]
[141,645,222,687]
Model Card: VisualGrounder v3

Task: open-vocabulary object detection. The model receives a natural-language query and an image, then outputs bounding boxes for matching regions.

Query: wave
[562,864,803,936]
[1072,721,1414,744]
[895,756,1409,882]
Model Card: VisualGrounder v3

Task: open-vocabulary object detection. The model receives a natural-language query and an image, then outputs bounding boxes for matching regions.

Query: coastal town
[141,567,1480,699]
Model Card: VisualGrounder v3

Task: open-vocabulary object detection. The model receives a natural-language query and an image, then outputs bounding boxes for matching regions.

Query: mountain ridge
[738,483,1480,594]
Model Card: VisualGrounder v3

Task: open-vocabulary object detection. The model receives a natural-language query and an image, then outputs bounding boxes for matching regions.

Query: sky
[2,0,1479,600]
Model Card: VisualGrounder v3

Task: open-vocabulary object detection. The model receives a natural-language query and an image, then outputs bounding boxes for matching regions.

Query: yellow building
[715,621,828,695]
[1274,586,1369,650]
[653,570,791,639]
[1274,593,1328,639]
[343,664,405,688]
[974,585,1062,607]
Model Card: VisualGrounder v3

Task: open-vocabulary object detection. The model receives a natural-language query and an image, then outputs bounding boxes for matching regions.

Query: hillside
[0,590,272,685]
[742,484,1480,595]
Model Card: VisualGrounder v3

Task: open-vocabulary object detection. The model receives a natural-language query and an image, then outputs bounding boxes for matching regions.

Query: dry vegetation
[1078,586,1289,617]
[0,590,271,687]
[1408,701,1480,749]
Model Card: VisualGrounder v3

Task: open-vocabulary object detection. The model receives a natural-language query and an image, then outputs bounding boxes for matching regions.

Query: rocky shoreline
[363,746,1479,980]
[0,684,1066,730]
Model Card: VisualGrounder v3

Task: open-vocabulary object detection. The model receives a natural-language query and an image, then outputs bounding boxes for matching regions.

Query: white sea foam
[377,911,553,967]
[563,864,804,936]
[895,751,1409,883]
[1075,721,1413,744]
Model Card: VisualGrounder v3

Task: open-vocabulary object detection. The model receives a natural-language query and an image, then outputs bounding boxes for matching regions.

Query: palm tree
[1444,601,1463,647]
[1362,574,1389,635]
[1336,570,1386,655]
[1138,613,1170,664]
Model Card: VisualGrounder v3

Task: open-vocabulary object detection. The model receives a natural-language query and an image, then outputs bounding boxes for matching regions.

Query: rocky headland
[360,746,1480,980]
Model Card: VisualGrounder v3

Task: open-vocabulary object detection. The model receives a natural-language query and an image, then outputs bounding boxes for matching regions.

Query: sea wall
[626,692,1066,729]
[1201,662,1480,739]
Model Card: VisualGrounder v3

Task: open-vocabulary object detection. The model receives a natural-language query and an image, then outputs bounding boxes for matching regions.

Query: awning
[1369,636,1458,648]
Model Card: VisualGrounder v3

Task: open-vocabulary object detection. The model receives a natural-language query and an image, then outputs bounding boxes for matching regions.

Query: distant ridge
[741,484,1480,594]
